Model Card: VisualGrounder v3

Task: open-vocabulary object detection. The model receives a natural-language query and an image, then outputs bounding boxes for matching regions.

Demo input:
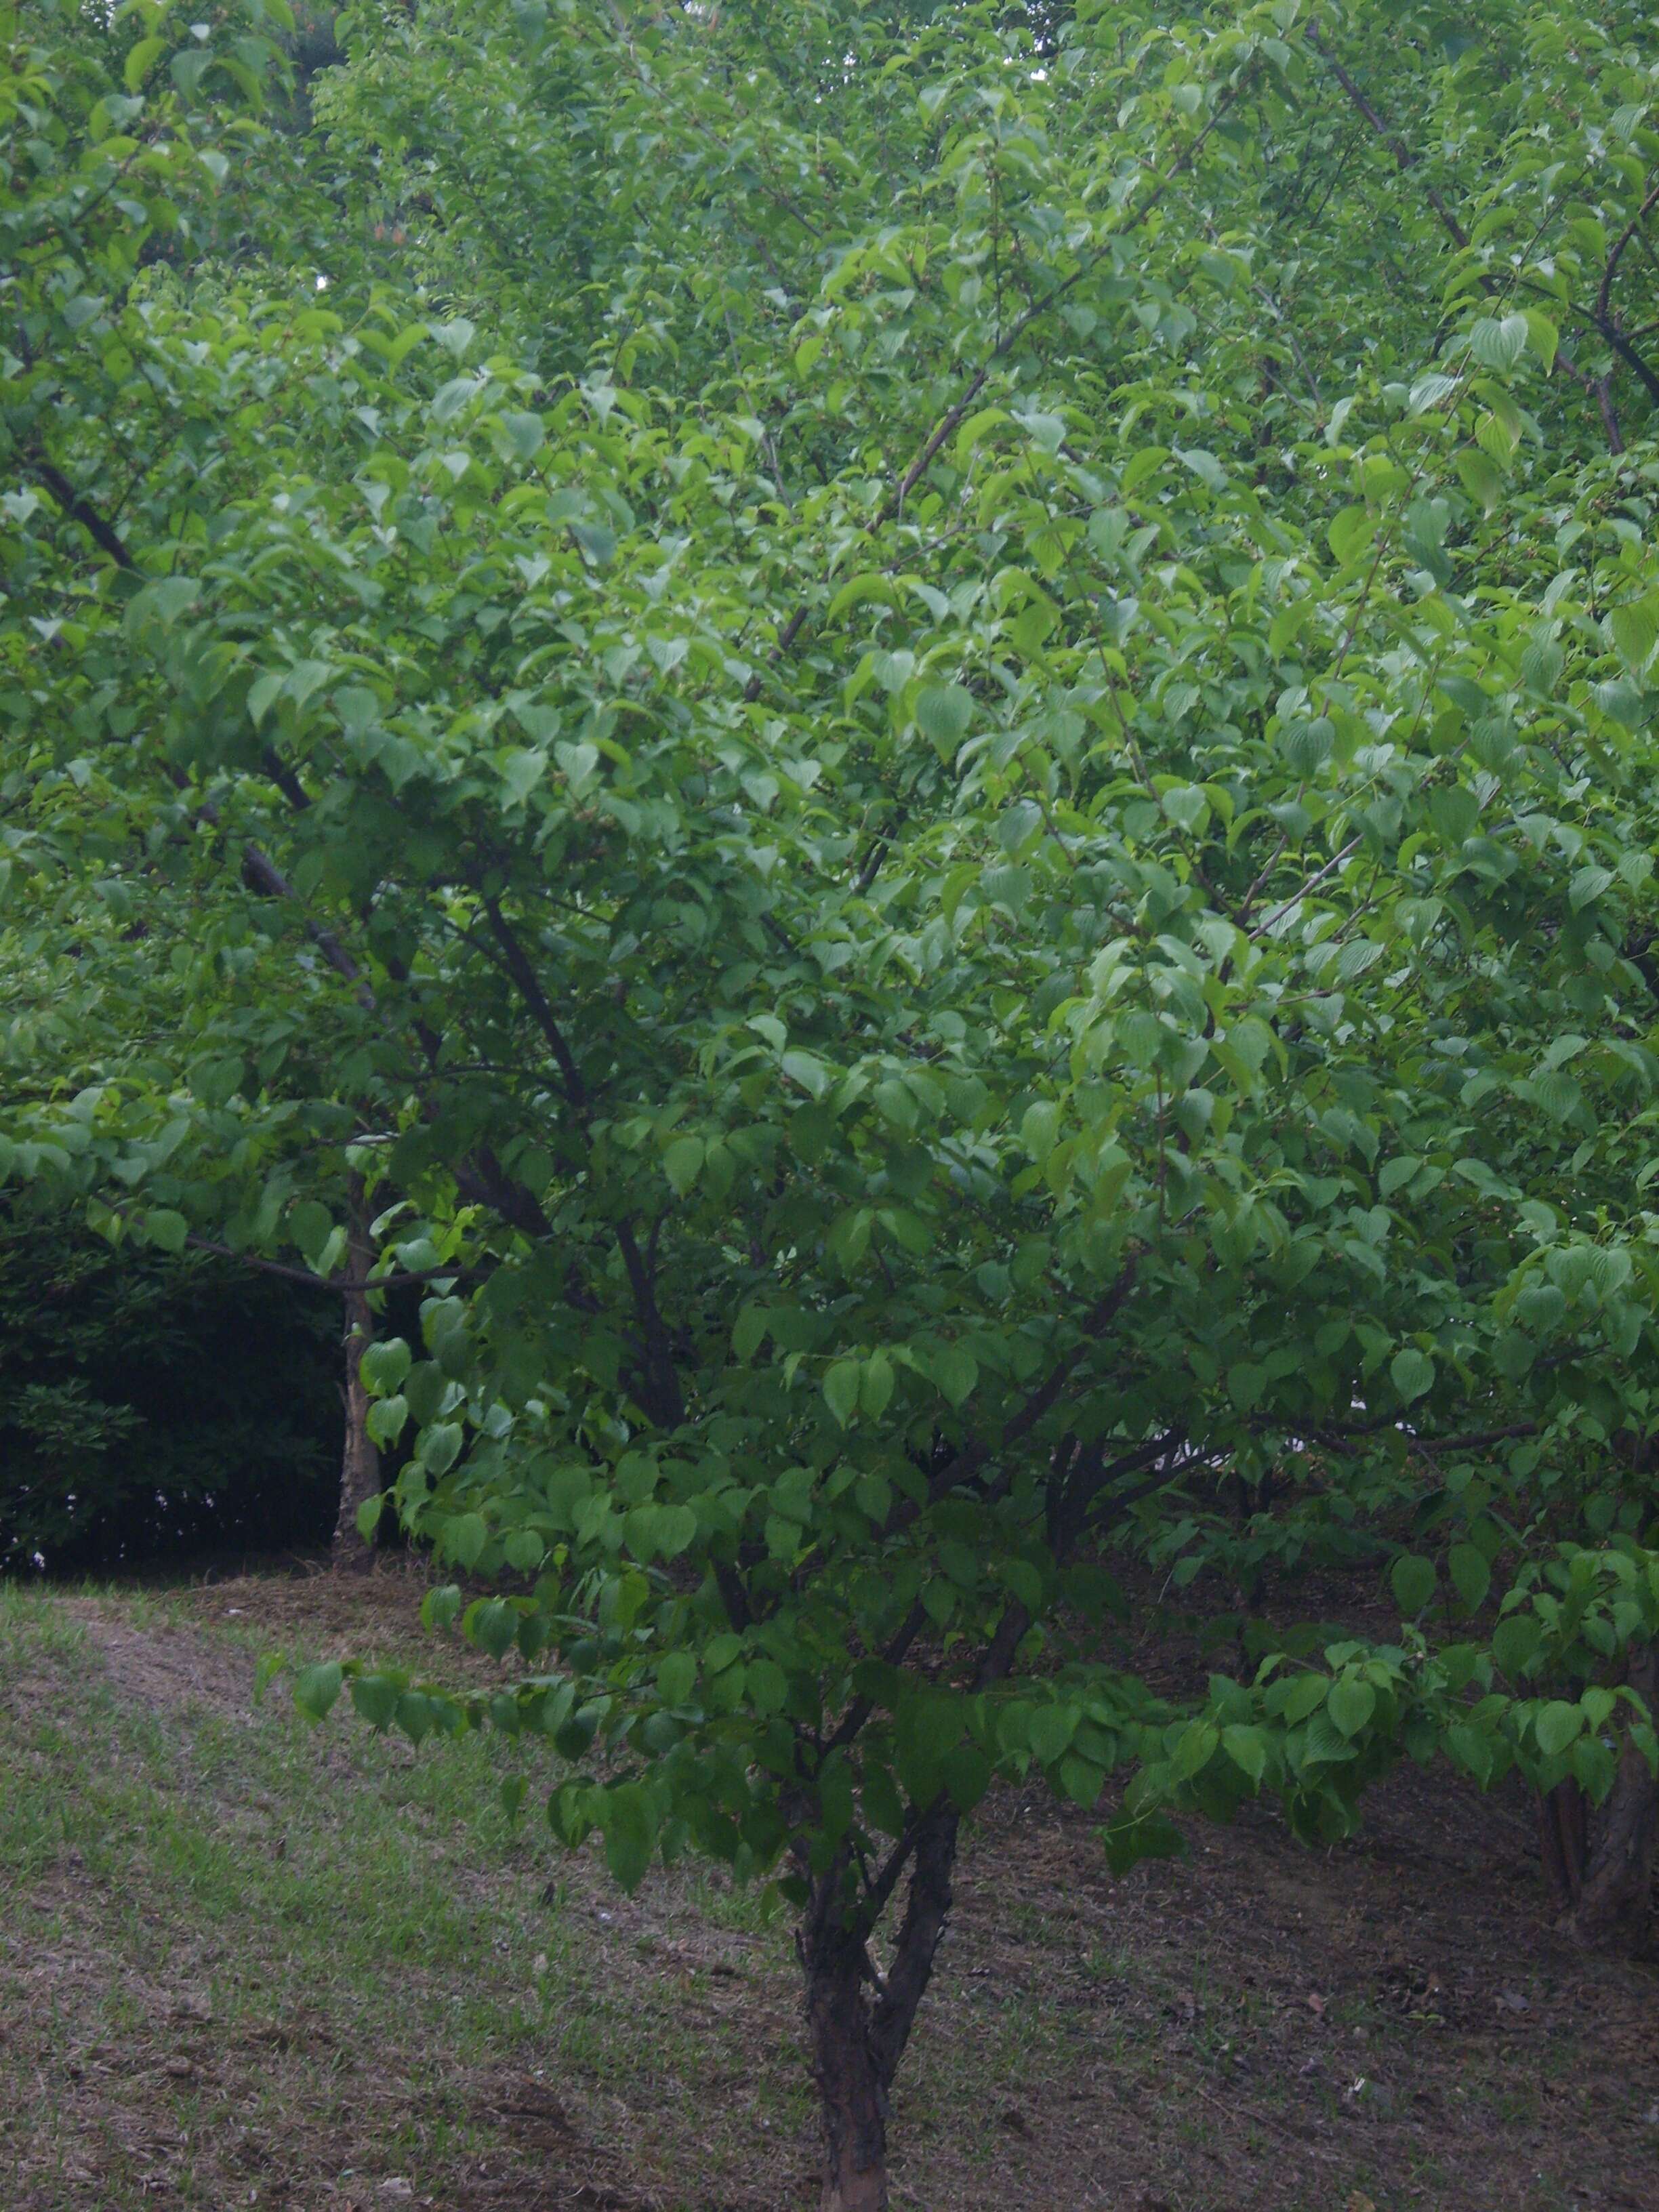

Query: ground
[1,1568,1655,2212]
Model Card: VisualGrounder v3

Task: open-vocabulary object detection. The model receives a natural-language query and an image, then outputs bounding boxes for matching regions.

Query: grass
[2,1571,1657,2211]
[0,1580,813,2210]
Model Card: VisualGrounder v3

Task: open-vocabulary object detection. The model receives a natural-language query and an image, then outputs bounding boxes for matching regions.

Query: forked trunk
[1539,1648,1658,1959]
[799,1805,960,2212]
[331,1189,380,1565]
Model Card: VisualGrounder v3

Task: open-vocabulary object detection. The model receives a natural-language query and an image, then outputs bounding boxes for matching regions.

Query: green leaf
[1222,1724,1267,1784]
[1455,448,1502,515]
[422,1586,464,1635]
[468,1597,518,1658]
[1171,1719,1220,1780]
[1469,313,1528,371]
[1328,504,1374,565]
[655,1504,697,1559]
[1100,1810,1186,1877]
[933,1345,978,1408]
[1055,1753,1101,1809]
[860,1349,895,1419]
[1491,1612,1542,1678]
[1391,1555,1437,1615]
[1390,1347,1435,1403]
[1160,784,1209,834]
[571,519,616,566]
[823,1359,861,1428]
[662,1135,705,1197]
[502,1529,545,1572]
[498,748,546,805]
[189,1057,243,1109]
[498,410,546,461]
[1020,1099,1061,1161]
[144,1209,189,1254]
[1004,1559,1044,1615]
[419,1422,464,1477]
[1282,1674,1330,1724]
[1445,1721,1494,1784]
[1534,1700,1584,1759]
[366,1395,408,1448]
[1521,309,1559,369]
[781,1050,831,1099]
[732,1307,769,1361]
[126,577,200,634]
[350,1672,399,1729]
[915,684,974,754]
[602,1782,655,1892]
[854,1755,904,1839]
[294,1662,344,1722]
[1570,865,1614,912]
[124,36,165,92]
[1327,1677,1376,1739]
[1610,594,1659,671]
[360,1338,412,1395]
[1447,1543,1491,1614]
[289,1200,333,1265]
[1027,1704,1078,1764]
[446,1510,489,1568]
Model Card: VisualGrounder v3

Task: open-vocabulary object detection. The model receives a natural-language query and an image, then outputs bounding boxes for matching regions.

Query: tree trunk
[1556,1647,1658,1958]
[799,1805,960,2212]
[804,1926,890,2212]
[331,1186,380,1565]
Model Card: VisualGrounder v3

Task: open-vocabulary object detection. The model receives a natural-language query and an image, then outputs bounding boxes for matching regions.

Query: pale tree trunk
[1539,1647,1658,1959]
[331,1182,380,1567]
[799,1805,960,2212]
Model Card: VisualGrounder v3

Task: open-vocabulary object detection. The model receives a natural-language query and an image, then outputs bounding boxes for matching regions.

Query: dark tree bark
[1538,1647,1658,1958]
[798,1805,960,2211]
[1559,1647,1659,1957]
[803,1919,890,2212]
[331,1183,381,1565]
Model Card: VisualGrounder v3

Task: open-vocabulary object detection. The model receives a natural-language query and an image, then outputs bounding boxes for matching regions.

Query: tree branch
[30,457,138,569]
[1303,22,1469,250]
[1597,178,1659,328]
[480,897,590,1112]
[824,1600,930,1757]
[866,1801,958,2089]
[878,83,1245,525]
[176,1230,480,1295]
[899,1258,1140,1527]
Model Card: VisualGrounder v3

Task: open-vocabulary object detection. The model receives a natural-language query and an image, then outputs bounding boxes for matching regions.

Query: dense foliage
[5,1,1659,2200]
[0,1203,341,1571]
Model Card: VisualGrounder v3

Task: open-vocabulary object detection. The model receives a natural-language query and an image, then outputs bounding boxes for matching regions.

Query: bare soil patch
[61,1599,258,1719]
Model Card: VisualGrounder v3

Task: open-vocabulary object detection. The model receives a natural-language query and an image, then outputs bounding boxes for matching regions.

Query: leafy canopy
[5,0,1659,1921]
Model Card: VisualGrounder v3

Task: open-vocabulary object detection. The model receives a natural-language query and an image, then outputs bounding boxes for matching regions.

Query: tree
[5,1,1659,2201]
